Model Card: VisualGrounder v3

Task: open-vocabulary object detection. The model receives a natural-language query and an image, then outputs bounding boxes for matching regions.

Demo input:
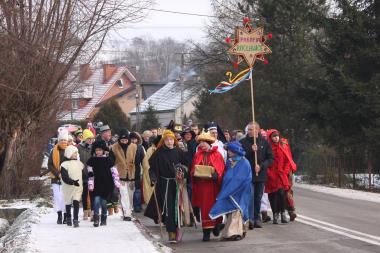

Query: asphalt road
[136,186,380,253]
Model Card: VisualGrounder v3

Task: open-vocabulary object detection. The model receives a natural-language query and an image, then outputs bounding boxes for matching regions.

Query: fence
[296,154,380,192]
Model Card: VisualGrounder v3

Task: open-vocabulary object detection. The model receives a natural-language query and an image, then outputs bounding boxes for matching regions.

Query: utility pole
[180,53,185,124]
[135,65,141,132]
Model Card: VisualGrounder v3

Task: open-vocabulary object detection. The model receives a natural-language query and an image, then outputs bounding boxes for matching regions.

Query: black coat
[240,135,274,183]
[86,156,115,200]
[144,146,188,232]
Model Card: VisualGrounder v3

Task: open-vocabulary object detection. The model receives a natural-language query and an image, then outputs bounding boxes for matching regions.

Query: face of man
[151,129,158,137]
[247,124,259,138]
[209,129,218,139]
[199,141,211,151]
[101,130,112,141]
[191,126,199,135]
[183,132,192,142]
[271,135,280,143]
[224,132,231,141]
[164,137,175,149]
[119,139,129,145]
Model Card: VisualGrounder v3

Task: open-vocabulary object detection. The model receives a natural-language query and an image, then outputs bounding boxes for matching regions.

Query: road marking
[297,215,380,246]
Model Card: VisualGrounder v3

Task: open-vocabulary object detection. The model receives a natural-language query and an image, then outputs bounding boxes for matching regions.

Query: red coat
[191,146,225,228]
[265,129,297,193]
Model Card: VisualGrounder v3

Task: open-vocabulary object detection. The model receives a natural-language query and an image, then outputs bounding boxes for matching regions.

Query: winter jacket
[87,156,115,200]
[47,147,65,184]
[61,159,85,205]
[78,142,92,184]
[240,135,274,183]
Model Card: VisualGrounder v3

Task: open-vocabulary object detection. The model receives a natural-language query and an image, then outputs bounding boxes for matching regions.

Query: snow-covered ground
[30,209,161,253]
[295,183,380,204]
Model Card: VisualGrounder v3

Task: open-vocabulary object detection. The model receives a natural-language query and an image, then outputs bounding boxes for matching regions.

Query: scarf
[52,143,67,172]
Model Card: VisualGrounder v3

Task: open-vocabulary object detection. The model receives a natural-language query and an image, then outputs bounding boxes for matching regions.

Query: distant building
[129,80,199,127]
[59,64,137,121]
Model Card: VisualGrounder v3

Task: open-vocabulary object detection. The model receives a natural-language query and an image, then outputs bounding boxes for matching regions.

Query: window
[116,79,124,88]
[72,99,79,110]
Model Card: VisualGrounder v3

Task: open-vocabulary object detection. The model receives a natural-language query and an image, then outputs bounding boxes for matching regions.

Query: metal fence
[296,154,380,192]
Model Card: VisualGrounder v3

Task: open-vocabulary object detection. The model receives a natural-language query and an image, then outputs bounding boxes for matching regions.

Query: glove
[212,171,218,182]
[73,180,80,187]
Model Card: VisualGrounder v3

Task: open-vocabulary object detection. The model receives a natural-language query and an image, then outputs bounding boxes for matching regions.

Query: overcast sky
[97,0,212,60]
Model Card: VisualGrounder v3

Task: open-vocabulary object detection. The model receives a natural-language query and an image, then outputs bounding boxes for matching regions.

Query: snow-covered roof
[59,66,130,121]
[130,81,198,113]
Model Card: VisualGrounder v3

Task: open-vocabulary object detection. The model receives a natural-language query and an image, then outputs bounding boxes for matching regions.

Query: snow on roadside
[30,209,161,253]
[295,183,380,203]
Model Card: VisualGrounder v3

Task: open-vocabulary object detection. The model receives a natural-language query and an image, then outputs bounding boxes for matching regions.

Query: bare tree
[0,0,152,198]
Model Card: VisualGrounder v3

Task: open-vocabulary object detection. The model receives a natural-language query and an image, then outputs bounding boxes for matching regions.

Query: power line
[140,7,218,18]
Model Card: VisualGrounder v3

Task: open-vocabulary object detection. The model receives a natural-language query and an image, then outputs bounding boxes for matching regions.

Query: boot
[108,207,114,216]
[63,213,67,224]
[93,214,100,227]
[281,212,288,223]
[212,223,225,237]
[57,212,63,224]
[248,220,254,230]
[202,229,211,242]
[66,215,72,226]
[113,205,119,214]
[168,232,177,243]
[254,220,263,228]
[273,213,279,225]
[83,210,89,221]
[100,215,107,226]
[261,211,271,223]
[73,220,79,228]
[90,211,94,222]
[289,211,297,221]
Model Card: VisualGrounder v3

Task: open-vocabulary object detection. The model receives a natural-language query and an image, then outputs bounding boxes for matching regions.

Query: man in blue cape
[209,141,252,241]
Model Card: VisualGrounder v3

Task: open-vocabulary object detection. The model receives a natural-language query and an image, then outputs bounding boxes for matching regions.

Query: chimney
[103,64,118,83]
[79,64,92,82]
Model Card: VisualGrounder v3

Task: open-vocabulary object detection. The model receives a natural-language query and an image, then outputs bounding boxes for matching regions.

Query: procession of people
[43,119,297,244]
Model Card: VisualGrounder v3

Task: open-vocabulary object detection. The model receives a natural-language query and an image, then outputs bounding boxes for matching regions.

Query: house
[129,80,200,127]
[59,64,137,121]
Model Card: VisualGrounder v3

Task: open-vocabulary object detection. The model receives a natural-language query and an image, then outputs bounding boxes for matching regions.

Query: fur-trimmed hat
[91,140,109,154]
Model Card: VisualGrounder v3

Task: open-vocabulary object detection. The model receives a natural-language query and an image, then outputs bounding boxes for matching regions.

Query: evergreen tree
[93,100,130,134]
[141,103,161,131]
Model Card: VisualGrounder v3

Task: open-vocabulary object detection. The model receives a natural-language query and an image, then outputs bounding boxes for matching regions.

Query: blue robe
[209,156,252,222]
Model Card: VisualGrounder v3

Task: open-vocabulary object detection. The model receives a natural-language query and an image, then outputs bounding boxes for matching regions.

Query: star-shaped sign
[228,26,272,68]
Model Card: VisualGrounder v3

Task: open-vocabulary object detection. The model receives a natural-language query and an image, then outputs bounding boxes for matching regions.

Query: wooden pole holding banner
[249,68,258,176]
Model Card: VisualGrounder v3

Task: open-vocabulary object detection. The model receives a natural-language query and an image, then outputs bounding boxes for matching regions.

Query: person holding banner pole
[240,121,273,229]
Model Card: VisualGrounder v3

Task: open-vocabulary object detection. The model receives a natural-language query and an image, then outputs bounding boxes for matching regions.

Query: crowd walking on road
[41,119,297,244]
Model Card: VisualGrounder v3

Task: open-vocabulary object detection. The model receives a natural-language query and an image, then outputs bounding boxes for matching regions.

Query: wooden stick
[153,185,164,238]
[249,67,259,176]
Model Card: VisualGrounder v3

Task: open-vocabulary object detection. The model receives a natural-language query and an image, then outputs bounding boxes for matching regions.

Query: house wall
[174,95,198,123]
[100,74,132,102]
[115,90,143,119]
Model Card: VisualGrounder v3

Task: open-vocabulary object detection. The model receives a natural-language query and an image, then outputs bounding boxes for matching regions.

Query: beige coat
[61,160,84,205]
[142,145,156,203]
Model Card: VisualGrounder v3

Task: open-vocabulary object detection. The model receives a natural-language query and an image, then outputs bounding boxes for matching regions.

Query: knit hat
[227,141,245,156]
[82,129,95,141]
[74,128,83,137]
[157,130,178,148]
[119,129,130,140]
[68,134,74,141]
[64,145,78,159]
[58,129,69,141]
